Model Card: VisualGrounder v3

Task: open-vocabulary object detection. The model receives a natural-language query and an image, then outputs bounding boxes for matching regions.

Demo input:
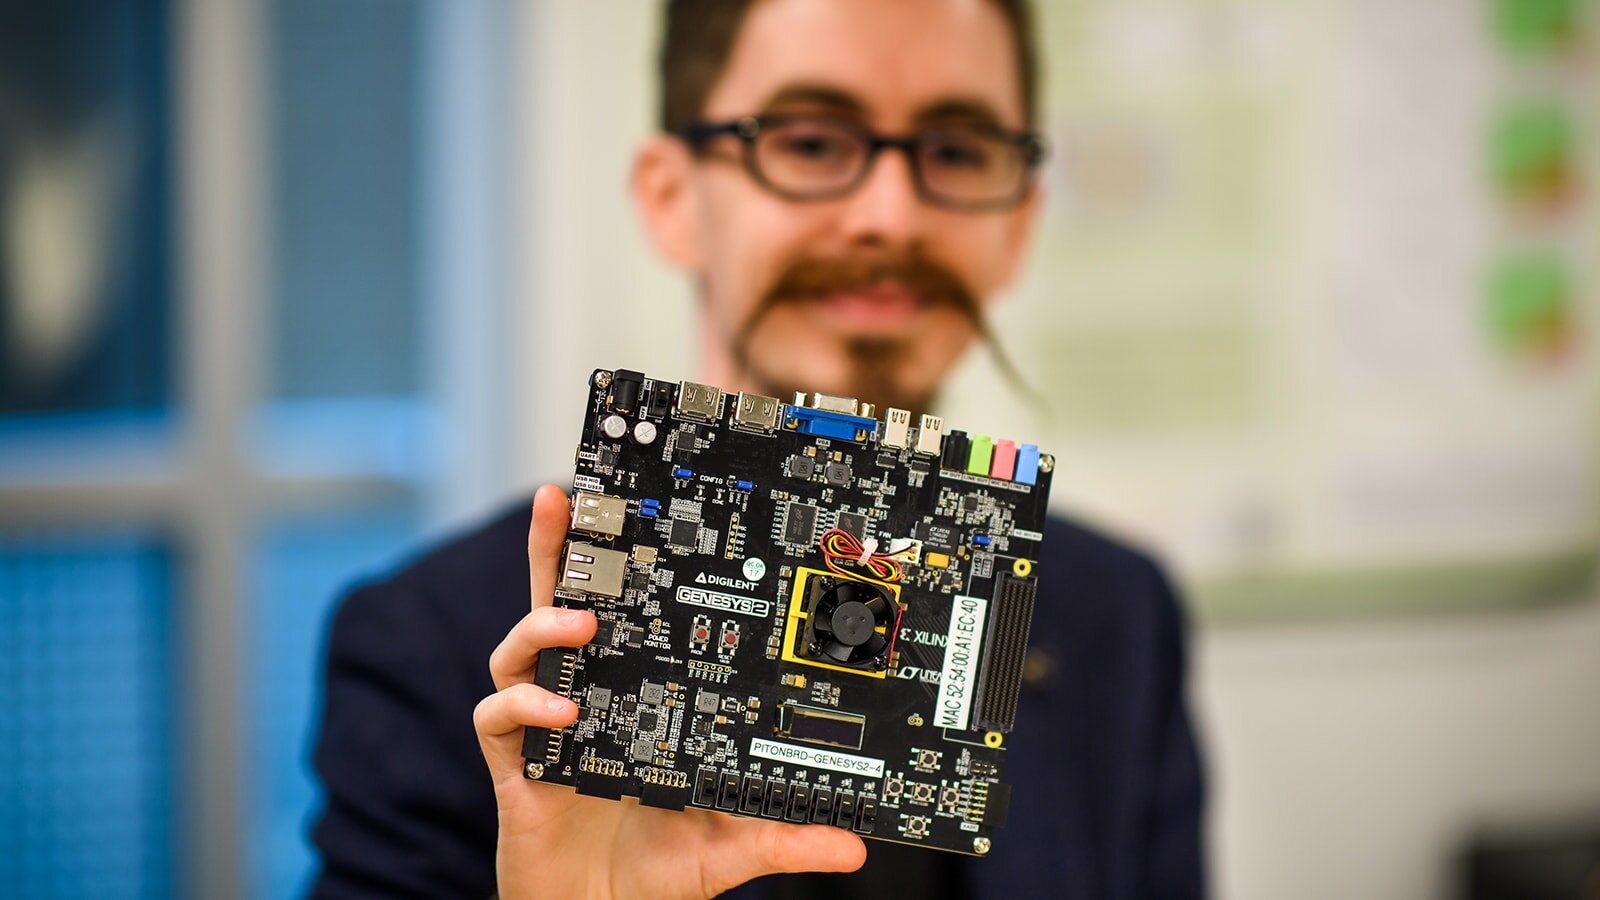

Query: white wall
[1196,593,1600,899]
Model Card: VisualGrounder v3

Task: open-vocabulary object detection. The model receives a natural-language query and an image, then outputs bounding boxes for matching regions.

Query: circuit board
[523,368,1054,856]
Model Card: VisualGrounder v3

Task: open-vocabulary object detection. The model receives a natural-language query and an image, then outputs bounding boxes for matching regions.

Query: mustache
[765,254,979,309]
[732,254,982,363]
[726,252,1041,410]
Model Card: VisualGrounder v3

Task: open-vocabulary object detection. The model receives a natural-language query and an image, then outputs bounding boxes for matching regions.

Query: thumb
[702,819,866,894]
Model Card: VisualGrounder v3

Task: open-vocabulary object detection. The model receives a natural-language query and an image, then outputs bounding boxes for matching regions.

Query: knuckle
[471,693,499,732]
[503,681,537,707]
[488,613,540,672]
[486,642,510,675]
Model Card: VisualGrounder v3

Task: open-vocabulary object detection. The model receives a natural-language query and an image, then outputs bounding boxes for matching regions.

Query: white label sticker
[748,738,886,778]
[675,585,772,618]
[934,594,988,730]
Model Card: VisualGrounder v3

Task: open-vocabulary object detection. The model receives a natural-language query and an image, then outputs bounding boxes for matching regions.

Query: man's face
[646,0,1038,414]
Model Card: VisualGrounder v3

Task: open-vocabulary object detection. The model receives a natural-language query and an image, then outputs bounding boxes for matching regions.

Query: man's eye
[926,138,993,170]
[775,132,851,160]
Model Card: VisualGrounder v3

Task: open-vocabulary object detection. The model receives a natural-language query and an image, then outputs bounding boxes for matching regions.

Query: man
[310,1,1205,898]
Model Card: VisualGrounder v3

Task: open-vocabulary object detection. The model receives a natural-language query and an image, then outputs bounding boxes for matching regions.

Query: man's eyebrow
[759,83,867,115]
[912,98,1007,128]
[755,86,1013,129]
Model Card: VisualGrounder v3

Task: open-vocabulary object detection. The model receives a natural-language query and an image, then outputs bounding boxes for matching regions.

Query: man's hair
[658,0,1039,132]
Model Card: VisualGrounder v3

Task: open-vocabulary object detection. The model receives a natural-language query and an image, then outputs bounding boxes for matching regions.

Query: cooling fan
[797,575,898,671]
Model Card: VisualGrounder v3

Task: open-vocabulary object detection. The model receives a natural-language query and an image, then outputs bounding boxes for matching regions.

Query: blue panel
[269,0,422,399]
[249,396,441,484]
[0,0,174,415]
[0,529,173,900]
[244,510,417,900]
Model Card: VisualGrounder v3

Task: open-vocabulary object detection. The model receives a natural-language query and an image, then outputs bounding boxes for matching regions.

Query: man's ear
[631,133,702,269]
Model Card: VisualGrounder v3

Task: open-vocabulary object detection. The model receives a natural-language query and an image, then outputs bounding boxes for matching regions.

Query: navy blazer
[309,501,1206,898]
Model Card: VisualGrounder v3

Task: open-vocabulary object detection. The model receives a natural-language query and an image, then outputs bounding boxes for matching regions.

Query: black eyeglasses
[676,115,1048,211]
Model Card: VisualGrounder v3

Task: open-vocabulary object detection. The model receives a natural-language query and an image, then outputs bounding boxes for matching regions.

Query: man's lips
[804,284,926,332]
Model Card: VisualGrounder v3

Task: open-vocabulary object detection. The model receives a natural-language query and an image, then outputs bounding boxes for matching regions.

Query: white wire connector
[857,536,879,565]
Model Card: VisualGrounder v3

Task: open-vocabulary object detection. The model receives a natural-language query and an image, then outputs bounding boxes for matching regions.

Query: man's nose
[837,146,927,246]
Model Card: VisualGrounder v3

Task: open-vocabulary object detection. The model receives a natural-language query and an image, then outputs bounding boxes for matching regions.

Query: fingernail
[559,608,587,626]
[546,694,571,712]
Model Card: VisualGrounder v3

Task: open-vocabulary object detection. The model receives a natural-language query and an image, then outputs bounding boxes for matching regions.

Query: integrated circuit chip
[669,518,699,548]
[783,502,819,545]
[914,521,958,556]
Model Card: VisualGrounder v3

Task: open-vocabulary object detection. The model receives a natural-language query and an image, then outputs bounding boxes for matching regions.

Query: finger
[528,483,570,611]
[751,821,866,874]
[473,681,579,738]
[489,606,598,691]
[706,819,866,892]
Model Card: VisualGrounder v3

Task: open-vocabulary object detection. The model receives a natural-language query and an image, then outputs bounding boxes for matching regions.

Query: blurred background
[0,0,1595,898]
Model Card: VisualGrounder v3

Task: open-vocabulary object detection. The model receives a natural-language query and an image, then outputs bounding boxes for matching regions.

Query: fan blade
[823,639,856,663]
[834,580,890,619]
[831,580,866,605]
[858,632,887,659]
[861,592,891,621]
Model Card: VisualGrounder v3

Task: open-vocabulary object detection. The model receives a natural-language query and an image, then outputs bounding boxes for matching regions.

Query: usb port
[915,414,944,456]
[882,408,912,449]
[571,491,627,538]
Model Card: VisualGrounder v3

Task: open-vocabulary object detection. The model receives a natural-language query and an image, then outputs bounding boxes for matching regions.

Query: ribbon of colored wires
[818,527,903,583]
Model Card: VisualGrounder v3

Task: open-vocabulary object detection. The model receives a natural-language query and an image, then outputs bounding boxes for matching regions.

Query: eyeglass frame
[674,114,1049,212]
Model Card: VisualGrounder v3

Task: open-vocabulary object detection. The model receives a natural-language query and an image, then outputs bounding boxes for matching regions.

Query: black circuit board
[523,368,1054,856]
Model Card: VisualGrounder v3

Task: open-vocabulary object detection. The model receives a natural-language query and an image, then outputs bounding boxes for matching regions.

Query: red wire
[884,602,904,669]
